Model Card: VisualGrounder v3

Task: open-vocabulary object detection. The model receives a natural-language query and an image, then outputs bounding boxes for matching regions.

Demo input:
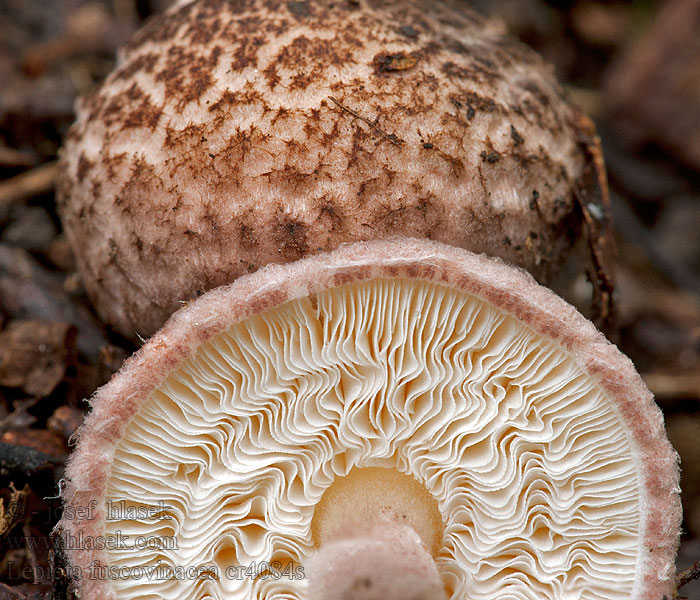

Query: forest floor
[0,0,698,598]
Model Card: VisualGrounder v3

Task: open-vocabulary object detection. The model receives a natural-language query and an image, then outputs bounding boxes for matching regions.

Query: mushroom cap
[58,237,679,600]
[57,0,603,339]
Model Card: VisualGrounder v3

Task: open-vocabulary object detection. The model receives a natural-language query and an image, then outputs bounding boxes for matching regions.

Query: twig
[0,161,59,208]
[0,582,25,599]
[328,96,402,145]
[676,559,700,590]
[0,398,39,434]
[0,145,36,168]
[643,373,700,401]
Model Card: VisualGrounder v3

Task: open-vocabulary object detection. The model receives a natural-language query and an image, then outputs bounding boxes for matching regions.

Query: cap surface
[58,237,679,600]
[57,0,603,338]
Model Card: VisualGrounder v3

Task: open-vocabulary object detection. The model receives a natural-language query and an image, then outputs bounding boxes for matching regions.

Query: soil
[0,0,698,598]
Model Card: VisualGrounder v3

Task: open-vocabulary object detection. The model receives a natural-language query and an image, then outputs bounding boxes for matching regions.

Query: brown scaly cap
[58,237,678,600]
[57,0,607,339]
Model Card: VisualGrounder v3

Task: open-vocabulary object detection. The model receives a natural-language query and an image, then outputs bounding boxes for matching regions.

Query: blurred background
[0,0,698,598]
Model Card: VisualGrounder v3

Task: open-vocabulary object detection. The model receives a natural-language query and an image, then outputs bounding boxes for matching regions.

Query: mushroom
[57,0,607,339]
[58,238,680,600]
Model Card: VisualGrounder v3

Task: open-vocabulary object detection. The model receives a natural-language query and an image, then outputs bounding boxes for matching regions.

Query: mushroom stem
[305,520,447,600]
